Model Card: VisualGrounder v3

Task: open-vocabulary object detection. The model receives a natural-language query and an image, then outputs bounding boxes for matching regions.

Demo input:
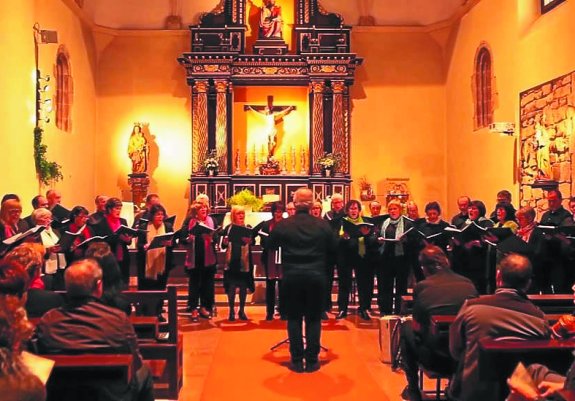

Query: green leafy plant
[34,126,63,185]
[227,189,264,212]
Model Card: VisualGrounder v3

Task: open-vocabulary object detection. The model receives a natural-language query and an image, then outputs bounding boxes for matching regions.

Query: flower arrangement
[34,126,63,185]
[317,152,340,170]
[203,149,219,171]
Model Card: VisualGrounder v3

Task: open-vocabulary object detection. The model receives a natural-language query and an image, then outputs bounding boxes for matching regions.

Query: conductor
[269,188,337,373]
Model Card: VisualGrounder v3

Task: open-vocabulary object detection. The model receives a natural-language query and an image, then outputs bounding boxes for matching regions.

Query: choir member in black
[406,201,425,226]
[269,188,337,373]
[369,200,382,218]
[91,197,133,287]
[539,189,573,293]
[46,189,70,223]
[337,200,376,320]
[133,193,161,227]
[365,200,385,315]
[88,194,107,226]
[450,200,494,294]
[323,193,345,315]
[488,189,516,223]
[377,199,415,315]
[0,199,23,244]
[310,201,323,218]
[221,205,254,321]
[135,204,174,291]
[450,195,471,228]
[255,202,285,320]
[410,201,451,282]
[23,195,48,230]
[65,206,93,263]
[180,201,218,321]
[510,206,545,293]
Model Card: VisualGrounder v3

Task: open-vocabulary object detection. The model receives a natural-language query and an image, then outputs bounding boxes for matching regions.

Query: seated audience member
[35,259,154,401]
[451,195,471,229]
[4,243,63,318]
[84,242,130,314]
[400,245,478,401]
[88,194,108,226]
[506,362,575,401]
[449,254,551,401]
[32,208,67,291]
[0,259,46,401]
[489,189,516,224]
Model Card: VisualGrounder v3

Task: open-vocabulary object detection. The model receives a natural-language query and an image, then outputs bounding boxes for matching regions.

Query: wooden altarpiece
[178,0,362,210]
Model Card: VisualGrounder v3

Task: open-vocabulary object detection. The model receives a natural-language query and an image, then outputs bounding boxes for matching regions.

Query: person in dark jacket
[269,188,337,373]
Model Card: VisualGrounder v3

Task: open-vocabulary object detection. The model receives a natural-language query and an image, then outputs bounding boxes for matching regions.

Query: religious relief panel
[519,71,575,215]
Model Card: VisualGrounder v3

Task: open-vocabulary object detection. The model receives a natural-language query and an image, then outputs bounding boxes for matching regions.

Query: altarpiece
[178,0,362,210]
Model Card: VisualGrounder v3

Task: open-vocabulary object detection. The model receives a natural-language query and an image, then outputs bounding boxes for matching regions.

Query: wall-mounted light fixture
[488,122,515,136]
[33,23,58,127]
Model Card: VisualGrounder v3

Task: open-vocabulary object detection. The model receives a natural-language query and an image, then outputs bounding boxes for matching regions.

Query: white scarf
[41,228,66,274]
[146,223,166,280]
[380,216,405,256]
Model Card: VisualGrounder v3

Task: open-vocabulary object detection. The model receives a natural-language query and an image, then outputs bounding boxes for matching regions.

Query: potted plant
[203,149,219,176]
[317,152,340,177]
[358,175,376,201]
[227,189,264,212]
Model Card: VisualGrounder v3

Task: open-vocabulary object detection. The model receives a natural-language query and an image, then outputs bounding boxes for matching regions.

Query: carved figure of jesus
[244,100,295,160]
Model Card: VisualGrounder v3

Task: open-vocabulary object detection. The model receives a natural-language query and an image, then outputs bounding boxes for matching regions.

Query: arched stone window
[55,46,73,131]
[472,44,495,130]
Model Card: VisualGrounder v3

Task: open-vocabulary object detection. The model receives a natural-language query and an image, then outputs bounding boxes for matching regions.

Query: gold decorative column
[310,80,325,175]
[215,80,229,173]
[332,80,348,173]
[192,80,209,174]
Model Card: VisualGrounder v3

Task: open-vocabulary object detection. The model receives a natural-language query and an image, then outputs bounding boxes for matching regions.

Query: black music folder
[147,232,175,250]
[341,219,374,238]
[227,224,252,244]
[189,222,219,236]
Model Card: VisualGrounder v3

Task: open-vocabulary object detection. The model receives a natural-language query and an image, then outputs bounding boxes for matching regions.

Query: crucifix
[244,95,296,162]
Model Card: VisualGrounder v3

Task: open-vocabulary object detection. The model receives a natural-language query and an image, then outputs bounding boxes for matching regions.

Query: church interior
[2,1,575,400]
[4,0,574,219]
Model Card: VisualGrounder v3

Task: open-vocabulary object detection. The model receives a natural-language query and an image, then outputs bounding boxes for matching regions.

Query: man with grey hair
[36,259,154,401]
[269,187,337,373]
[448,254,551,401]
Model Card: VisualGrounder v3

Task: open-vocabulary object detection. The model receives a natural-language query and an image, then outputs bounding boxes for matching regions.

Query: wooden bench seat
[479,338,575,400]
[44,353,133,401]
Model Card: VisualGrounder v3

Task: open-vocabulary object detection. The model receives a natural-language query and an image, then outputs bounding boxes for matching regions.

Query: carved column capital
[332,80,346,94]
[214,79,229,93]
[193,80,209,93]
[310,81,326,93]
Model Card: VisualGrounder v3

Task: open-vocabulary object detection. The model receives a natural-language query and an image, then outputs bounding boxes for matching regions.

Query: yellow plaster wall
[350,30,447,213]
[0,0,97,214]
[445,0,575,216]
[95,31,191,221]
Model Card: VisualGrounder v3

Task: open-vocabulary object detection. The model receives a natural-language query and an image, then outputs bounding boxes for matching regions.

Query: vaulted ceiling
[81,0,472,30]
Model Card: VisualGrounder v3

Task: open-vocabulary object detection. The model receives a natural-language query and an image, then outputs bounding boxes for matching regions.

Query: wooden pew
[44,354,133,401]
[478,338,575,401]
[122,285,183,400]
[402,294,574,316]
